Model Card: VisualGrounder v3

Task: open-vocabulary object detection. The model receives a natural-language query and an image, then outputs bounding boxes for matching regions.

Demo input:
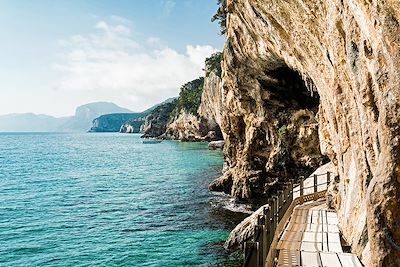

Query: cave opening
[259,66,320,110]
[252,64,328,202]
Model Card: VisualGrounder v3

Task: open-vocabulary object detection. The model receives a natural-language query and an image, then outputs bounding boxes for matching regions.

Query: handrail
[242,171,331,267]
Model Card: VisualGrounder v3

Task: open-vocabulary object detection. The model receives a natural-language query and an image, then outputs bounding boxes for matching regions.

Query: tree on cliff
[205,52,223,78]
[171,77,205,116]
[212,0,227,35]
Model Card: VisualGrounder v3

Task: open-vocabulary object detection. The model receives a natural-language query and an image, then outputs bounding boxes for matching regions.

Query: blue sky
[0,0,224,116]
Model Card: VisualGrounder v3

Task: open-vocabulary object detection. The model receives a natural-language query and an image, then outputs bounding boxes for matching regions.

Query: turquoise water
[0,133,242,267]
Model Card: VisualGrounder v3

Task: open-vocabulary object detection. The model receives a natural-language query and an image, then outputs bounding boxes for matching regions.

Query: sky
[0,0,224,117]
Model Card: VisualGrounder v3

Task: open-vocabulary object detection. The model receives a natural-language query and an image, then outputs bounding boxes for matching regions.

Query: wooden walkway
[276,200,363,267]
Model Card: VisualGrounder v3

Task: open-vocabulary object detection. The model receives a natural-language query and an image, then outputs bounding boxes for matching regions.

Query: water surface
[0,133,242,266]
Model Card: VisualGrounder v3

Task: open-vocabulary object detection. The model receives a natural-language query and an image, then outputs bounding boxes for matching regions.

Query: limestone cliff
[164,56,224,141]
[212,0,400,265]
[143,54,224,141]
[198,65,224,136]
[141,101,177,138]
[90,113,141,132]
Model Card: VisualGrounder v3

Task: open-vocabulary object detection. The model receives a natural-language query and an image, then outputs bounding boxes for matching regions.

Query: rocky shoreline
[208,0,400,266]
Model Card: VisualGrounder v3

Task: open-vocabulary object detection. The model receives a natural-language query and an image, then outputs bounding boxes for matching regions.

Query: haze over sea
[0,133,242,267]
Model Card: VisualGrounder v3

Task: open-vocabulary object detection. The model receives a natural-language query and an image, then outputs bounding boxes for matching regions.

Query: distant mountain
[0,102,133,132]
[0,113,67,132]
[59,102,133,132]
[90,98,178,133]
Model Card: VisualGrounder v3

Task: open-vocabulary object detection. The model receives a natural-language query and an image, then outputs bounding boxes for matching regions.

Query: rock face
[198,63,224,134]
[163,111,207,141]
[208,140,225,150]
[89,113,141,132]
[214,0,400,265]
[164,56,224,141]
[141,101,177,138]
[143,57,225,141]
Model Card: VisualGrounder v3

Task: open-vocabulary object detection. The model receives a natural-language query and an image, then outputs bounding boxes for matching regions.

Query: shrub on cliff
[205,52,223,78]
[171,77,205,117]
[212,0,227,35]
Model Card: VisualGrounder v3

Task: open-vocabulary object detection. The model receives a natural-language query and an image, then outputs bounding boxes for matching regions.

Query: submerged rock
[208,140,225,150]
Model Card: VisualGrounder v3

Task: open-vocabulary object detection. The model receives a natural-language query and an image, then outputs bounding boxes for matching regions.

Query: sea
[0,133,247,267]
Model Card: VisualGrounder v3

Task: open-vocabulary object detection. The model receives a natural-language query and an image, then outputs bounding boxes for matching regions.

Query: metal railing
[242,172,331,267]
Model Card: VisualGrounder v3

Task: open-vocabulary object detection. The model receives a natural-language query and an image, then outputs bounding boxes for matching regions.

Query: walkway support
[242,172,331,267]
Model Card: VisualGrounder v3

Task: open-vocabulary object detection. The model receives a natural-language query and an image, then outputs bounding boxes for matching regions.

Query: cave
[253,65,327,197]
[259,66,320,111]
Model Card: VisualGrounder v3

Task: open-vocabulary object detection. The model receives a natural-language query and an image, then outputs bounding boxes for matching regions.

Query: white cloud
[110,15,133,26]
[54,18,219,111]
[161,0,176,17]
[187,45,219,67]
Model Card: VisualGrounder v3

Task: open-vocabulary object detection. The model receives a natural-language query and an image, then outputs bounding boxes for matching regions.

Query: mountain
[0,102,132,132]
[0,113,67,132]
[59,102,133,132]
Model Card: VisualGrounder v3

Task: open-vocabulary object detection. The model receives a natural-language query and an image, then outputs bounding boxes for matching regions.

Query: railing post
[288,181,293,204]
[264,205,271,250]
[327,171,331,189]
[254,225,261,267]
[244,241,259,267]
[283,186,288,211]
[300,177,304,196]
[277,190,283,221]
[272,196,278,235]
[314,174,318,193]
[254,224,265,267]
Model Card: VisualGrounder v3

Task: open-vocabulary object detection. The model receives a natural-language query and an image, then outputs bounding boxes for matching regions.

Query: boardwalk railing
[242,172,331,267]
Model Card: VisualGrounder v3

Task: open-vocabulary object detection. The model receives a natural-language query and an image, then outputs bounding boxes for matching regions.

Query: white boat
[142,139,162,144]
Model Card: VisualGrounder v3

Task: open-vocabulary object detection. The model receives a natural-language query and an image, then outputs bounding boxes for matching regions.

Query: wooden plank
[302,232,325,242]
[327,233,341,244]
[293,214,311,223]
[328,242,343,253]
[307,224,324,232]
[301,251,321,266]
[277,249,300,266]
[300,241,323,251]
[326,224,340,233]
[286,222,307,232]
[326,212,337,218]
[319,252,342,266]
[277,240,301,250]
[337,253,363,267]
[280,230,303,242]
[327,217,339,225]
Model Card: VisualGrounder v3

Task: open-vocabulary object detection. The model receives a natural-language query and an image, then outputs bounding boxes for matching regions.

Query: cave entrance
[252,64,327,201]
[259,66,320,110]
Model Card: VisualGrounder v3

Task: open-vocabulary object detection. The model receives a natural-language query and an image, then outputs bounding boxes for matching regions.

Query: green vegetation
[278,125,288,137]
[205,52,223,78]
[171,77,205,117]
[212,0,227,35]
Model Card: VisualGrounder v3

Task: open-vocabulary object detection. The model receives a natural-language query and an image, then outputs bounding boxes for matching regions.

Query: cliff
[0,102,133,132]
[89,113,144,133]
[143,54,224,141]
[198,52,224,136]
[141,101,177,137]
[62,102,132,132]
[211,0,400,266]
